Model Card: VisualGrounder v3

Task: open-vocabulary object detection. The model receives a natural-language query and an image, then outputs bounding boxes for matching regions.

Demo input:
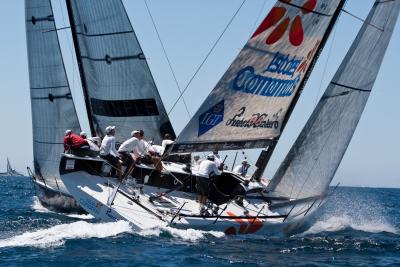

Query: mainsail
[65,0,175,143]
[25,0,81,187]
[268,0,400,199]
[171,0,344,153]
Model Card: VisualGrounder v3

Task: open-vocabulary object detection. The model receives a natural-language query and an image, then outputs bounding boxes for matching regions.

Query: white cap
[131,130,140,137]
[105,126,115,135]
[80,131,87,138]
[207,154,215,161]
[65,129,72,135]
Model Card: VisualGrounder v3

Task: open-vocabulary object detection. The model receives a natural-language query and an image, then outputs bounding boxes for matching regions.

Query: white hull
[32,178,84,213]
[60,170,317,235]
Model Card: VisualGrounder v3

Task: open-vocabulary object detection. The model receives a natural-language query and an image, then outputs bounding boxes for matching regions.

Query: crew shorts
[196,176,210,196]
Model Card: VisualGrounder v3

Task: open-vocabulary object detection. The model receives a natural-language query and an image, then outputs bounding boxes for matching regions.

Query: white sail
[268,0,400,199]
[172,0,344,152]
[66,0,175,143]
[25,0,81,187]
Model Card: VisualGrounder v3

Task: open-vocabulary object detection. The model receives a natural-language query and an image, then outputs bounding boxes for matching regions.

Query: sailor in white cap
[99,126,121,177]
[117,130,144,177]
[195,153,221,214]
[233,160,251,177]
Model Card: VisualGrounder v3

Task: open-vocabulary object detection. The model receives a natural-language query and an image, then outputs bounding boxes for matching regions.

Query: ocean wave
[0,221,132,248]
[138,226,225,242]
[302,215,398,235]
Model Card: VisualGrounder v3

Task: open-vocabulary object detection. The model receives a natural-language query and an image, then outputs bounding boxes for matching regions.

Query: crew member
[196,154,221,215]
[161,133,174,148]
[63,129,90,156]
[191,154,202,171]
[213,150,223,169]
[233,160,251,177]
[80,131,100,156]
[99,126,121,177]
[136,130,162,172]
[117,130,142,177]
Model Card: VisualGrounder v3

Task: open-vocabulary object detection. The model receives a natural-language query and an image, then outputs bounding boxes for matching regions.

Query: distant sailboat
[0,158,24,177]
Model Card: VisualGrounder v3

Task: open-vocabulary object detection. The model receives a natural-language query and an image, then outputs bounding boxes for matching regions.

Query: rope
[165,0,248,117]
[143,0,191,119]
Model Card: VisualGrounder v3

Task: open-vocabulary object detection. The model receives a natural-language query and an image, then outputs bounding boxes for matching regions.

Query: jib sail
[25,0,81,187]
[268,0,400,199]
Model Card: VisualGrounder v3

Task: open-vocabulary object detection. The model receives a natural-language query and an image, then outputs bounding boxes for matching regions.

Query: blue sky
[0,0,399,187]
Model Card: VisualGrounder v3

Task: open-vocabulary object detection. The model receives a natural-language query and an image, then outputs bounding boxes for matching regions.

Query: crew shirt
[118,137,140,153]
[196,159,221,179]
[100,135,117,156]
[64,133,88,151]
[161,139,174,148]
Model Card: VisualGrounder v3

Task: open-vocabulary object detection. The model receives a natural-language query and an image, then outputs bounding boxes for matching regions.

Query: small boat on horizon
[0,158,24,177]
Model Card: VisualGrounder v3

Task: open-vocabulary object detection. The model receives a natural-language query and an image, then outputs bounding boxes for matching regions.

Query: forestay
[25,0,81,186]
[268,0,400,199]
[171,0,343,153]
[66,0,175,143]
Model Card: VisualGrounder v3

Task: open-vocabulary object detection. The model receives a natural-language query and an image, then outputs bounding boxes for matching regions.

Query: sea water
[0,176,399,266]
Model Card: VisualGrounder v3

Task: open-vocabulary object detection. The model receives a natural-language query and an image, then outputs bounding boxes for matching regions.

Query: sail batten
[171,0,344,153]
[66,0,175,142]
[25,0,81,187]
[268,0,400,199]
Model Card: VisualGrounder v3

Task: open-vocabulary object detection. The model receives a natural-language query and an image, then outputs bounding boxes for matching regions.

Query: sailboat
[0,158,24,177]
[26,0,399,234]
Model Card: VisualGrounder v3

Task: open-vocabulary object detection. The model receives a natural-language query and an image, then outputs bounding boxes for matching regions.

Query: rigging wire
[341,9,384,31]
[248,0,270,39]
[165,0,248,117]
[314,22,338,105]
[143,0,191,119]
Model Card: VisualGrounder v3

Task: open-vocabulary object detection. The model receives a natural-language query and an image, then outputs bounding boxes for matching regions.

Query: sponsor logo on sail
[198,100,224,136]
[232,51,302,97]
[251,0,318,46]
[226,107,280,130]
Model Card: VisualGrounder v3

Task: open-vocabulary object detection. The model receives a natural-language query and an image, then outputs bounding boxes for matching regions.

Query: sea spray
[301,187,398,235]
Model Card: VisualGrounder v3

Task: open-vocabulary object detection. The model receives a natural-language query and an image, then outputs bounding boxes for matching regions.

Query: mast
[65,0,96,137]
[252,0,347,181]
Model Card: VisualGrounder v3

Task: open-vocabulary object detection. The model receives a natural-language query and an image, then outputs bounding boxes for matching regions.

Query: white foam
[0,221,132,248]
[139,226,225,242]
[303,215,398,235]
[65,213,94,219]
[31,196,52,213]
